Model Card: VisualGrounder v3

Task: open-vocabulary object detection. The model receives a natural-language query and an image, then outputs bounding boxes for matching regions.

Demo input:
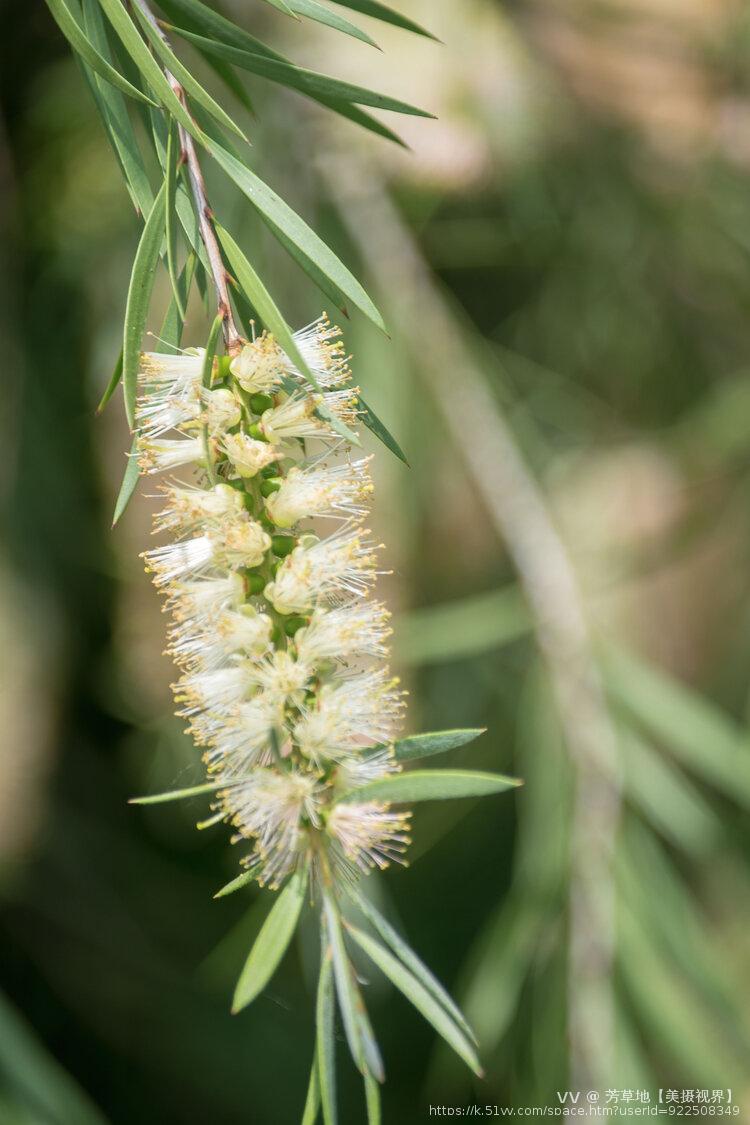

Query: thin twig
[131,0,243,353]
[325,157,621,1094]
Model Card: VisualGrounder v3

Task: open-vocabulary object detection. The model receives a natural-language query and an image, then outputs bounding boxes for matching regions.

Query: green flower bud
[243,571,265,596]
[249,392,274,415]
[284,615,309,637]
[272,535,295,558]
[247,422,267,441]
[260,477,282,497]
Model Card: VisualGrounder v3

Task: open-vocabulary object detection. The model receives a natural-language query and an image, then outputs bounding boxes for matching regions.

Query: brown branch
[131,0,243,354]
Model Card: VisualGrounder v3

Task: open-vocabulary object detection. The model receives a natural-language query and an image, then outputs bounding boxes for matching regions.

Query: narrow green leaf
[131,1,248,143]
[301,1046,321,1125]
[339,769,521,805]
[169,27,434,118]
[97,347,123,414]
[46,0,156,104]
[316,953,337,1125]
[324,894,383,1081]
[80,0,154,214]
[112,438,141,526]
[288,0,379,49]
[129,780,222,805]
[364,1072,381,1125]
[350,889,477,1046]
[214,870,254,899]
[201,313,224,484]
[123,181,167,428]
[159,251,197,352]
[395,586,531,667]
[357,394,408,464]
[347,924,483,1077]
[393,728,485,762]
[259,0,298,16]
[232,866,308,1013]
[165,124,186,319]
[329,0,437,39]
[158,0,278,60]
[96,0,203,139]
[311,96,407,146]
[207,143,385,333]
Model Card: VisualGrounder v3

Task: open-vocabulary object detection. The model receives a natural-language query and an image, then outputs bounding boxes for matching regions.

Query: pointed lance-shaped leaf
[316,951,338,1125]
[301,1047,321,1125]
[129,780,224,805]
[323,893,383,1081]
[350,888,477,1045]
[130,0,249,143]
[337,769,522,805]
[45,0,157,105]
[207,142,385,334]
[232,865,308,1013]
[167,28,434,119]
[95,0,205,141]
[287,0,379,49]
[357,394,408,465]
[329,0,437,39]
[111,438,140,526]
[393,728,486,762]
[122,180,167,428]
[346,924,484,1077]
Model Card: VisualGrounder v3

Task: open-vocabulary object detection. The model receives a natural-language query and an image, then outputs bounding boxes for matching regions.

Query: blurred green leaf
[80,0,154,214]
[165,124,185,319]
[346,923,483,1076]
[358,394,408,464]
[0,991,109,1125]
[232,865,307,1013]
[605,644,750,805]
[351,888,477,1045]
[208,143,385,333]
[316,952,337,1125]
[131,2,248,143]
[96,0,201,137]
[111,439,140,526]
[339,769,521,804]
[122,180,167,428]
[289,0,378,48]
[324,894,383,1081]
[364,1071,380,1125]
[301,1047,321,1125]
[395,586,531,666]
[328,0,436,39]
[97,347,123,414]
[393,728,485,762]
[46,0,156,105]
[168,28,434,118]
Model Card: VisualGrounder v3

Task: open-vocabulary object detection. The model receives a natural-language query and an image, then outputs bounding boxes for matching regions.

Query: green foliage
[232,866,308,1013]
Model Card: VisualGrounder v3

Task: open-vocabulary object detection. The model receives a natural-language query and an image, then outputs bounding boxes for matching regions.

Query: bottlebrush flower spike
[130,318,503,1108]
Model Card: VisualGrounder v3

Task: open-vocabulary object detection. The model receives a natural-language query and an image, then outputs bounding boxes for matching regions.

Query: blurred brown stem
[325,156,621,1093]
[131,0,242,354]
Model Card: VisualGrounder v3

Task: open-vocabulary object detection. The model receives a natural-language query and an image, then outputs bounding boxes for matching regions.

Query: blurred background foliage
[3,0,750,1120]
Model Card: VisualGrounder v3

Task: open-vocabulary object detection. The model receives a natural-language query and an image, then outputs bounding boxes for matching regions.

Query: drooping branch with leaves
[44,0,520,1120]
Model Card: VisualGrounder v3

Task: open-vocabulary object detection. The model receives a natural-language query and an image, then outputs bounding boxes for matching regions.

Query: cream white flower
[138,349,205,398]
[264,530,380,615]
[291,315,351,388]
[222,432,285,478]
[245,650,313,709]
[143,517,270,585]
[295,602,391,665]
[334,747,399,791]
[199,696,280,769]
[230,333,285,394]
[264,458,373,528]
[166,572,245,626]
[221,768,323,888]
[175,660,258,716]
[327,802,411,873]
[137,435,206,474]
[169,605,273,671]
[294,669,404,764]
[154,482,246,536]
